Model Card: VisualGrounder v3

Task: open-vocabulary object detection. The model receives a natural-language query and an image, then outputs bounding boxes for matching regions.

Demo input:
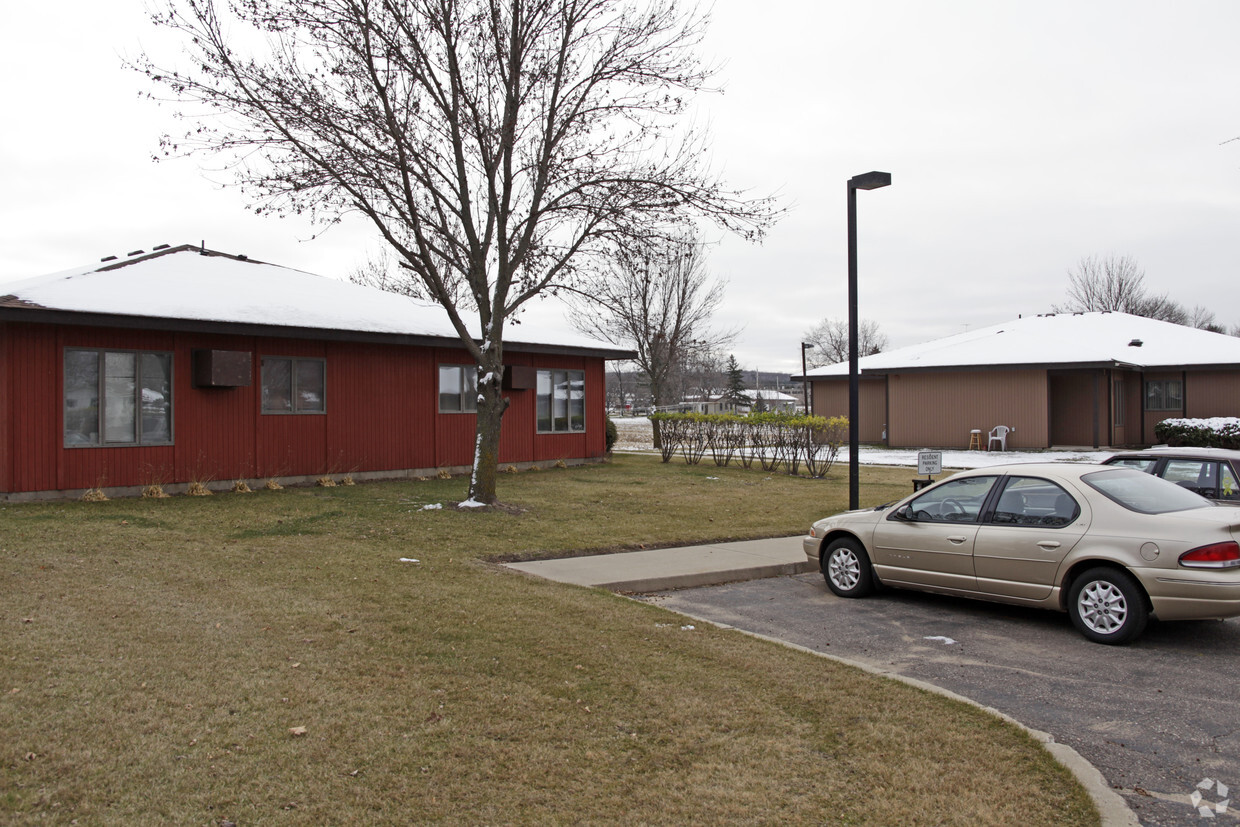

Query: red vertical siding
[431,346,479,468]
[1,321,613,495]
[10,324,61,492]
[254,338,326,477]
[498,353,535,464]
[0,323,10,493]
[326,341,437,472]
[175,334,258,483]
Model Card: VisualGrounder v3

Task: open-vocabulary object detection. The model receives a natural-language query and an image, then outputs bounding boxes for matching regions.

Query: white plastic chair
[988,426,1010,451]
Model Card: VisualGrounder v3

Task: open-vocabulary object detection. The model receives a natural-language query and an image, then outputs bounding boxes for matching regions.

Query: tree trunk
[467,359,509,505]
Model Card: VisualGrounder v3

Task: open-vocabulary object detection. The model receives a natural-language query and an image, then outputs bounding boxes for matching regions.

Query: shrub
[186,481,213,496]
[1155,417,1240,449]
[604,415,618,452]
[648,412,848,476]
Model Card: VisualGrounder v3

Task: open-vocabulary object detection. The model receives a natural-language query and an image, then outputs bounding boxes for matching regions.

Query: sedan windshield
[1082,468,1212,514]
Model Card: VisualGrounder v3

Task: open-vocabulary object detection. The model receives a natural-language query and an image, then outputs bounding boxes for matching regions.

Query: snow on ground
[610,415,1115,469]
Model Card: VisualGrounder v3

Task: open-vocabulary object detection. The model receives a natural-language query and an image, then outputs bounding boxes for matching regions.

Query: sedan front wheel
[822,538,876,598]
[1067,567,1149,645]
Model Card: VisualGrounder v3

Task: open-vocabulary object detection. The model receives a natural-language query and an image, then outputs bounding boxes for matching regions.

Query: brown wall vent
[502,365,538,391]
[193,349,253,388]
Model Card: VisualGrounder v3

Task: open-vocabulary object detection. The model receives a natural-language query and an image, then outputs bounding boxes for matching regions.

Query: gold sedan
[803,464,1240,644]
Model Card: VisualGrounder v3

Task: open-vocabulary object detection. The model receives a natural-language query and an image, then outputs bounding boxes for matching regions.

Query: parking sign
[917,451,943,476]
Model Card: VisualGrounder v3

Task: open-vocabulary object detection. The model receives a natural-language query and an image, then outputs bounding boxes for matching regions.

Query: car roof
[955,462,1111,480]
[1106,447,1240,462]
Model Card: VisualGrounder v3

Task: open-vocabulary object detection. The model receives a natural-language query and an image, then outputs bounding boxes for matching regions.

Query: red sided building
[0,244,630,499]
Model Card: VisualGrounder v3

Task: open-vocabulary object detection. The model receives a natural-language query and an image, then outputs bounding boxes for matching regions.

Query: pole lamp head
[849,171,892,191]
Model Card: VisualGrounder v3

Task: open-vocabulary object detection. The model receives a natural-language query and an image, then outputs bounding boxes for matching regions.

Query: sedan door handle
[947,536,967,545]
[1037,540,1061,550]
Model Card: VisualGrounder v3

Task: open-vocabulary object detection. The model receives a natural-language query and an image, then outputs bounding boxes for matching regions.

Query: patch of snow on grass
[609,416,1115,468]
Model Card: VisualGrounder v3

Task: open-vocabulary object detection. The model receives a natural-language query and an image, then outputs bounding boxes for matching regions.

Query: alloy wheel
[1076,579,1129,635]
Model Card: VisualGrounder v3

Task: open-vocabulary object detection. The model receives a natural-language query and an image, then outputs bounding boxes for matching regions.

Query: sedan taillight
[1179,541,1240,569]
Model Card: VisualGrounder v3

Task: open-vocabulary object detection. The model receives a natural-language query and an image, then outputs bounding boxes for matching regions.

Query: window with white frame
[536,369,585,432]
[438,365,478,413]
[64,349,173,447]
[1145,379,1182,412]
[261,357,326,414]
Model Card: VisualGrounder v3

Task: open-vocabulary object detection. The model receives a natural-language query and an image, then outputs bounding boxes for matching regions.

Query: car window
[988,476,1079,527]
[1221,465,1240,501]
[1107,457,1157,473]
[904,476,998,523]
[1162,459,1218,497]
[1082,468,1212,514]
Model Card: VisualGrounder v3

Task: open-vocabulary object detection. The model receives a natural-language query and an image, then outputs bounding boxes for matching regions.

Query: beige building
[801,312,1240,450]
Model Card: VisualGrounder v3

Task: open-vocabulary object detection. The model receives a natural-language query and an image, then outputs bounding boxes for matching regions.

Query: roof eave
[0,306,635,360]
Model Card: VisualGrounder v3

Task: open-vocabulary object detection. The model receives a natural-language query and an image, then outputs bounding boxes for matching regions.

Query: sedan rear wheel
[823,538,875,598]
[1068,567,1148,645]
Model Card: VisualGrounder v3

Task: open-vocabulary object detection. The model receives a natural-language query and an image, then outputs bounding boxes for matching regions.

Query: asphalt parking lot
[642,572,1240,826]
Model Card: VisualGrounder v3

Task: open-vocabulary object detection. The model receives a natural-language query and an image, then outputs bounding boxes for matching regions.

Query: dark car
[1102,447,1240,504]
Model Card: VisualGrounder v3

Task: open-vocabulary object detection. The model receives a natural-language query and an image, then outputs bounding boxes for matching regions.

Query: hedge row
[649,412,848,477]
[1154,417,1240,449]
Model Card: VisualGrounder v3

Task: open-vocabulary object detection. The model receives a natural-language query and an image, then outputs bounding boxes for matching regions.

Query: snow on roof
[804,312,1240,377]
[743,389,797,401]
[0,244,625,355]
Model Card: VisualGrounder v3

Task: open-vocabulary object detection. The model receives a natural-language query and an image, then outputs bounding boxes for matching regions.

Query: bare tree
[1187,304,1220,332]
[1053,255,1189,324]
[802,318,887,368]
[568,233,734,445]
[138,0,778,503]
[679,345,727,400]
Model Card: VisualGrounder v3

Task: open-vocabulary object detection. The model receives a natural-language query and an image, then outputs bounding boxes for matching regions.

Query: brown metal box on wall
[193,349,253,388]
[503,365,537,391]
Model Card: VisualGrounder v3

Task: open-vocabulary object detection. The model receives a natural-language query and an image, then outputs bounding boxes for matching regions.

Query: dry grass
[0,455,1096,825]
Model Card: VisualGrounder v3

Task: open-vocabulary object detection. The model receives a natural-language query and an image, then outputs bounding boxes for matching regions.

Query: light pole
[847,171,891,510]
[800,342,812,413]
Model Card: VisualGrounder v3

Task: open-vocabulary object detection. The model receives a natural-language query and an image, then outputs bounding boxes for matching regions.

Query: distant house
[800,312,1240,449]
[0,244,631,499]
[705,389,799,415]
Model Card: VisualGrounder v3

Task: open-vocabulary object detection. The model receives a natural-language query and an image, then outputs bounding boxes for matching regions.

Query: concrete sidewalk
[505,535,815,592]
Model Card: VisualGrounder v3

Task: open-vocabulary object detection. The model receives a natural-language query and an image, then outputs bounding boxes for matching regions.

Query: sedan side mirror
[892,504,915,522]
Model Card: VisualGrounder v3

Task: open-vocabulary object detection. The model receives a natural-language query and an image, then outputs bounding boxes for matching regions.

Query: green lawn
[0,455,1097,824]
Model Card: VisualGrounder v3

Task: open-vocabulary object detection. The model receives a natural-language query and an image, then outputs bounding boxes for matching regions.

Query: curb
[601,559,817,593]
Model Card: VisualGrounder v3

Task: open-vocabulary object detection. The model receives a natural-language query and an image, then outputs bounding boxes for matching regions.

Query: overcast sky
[2,1,1237,373]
